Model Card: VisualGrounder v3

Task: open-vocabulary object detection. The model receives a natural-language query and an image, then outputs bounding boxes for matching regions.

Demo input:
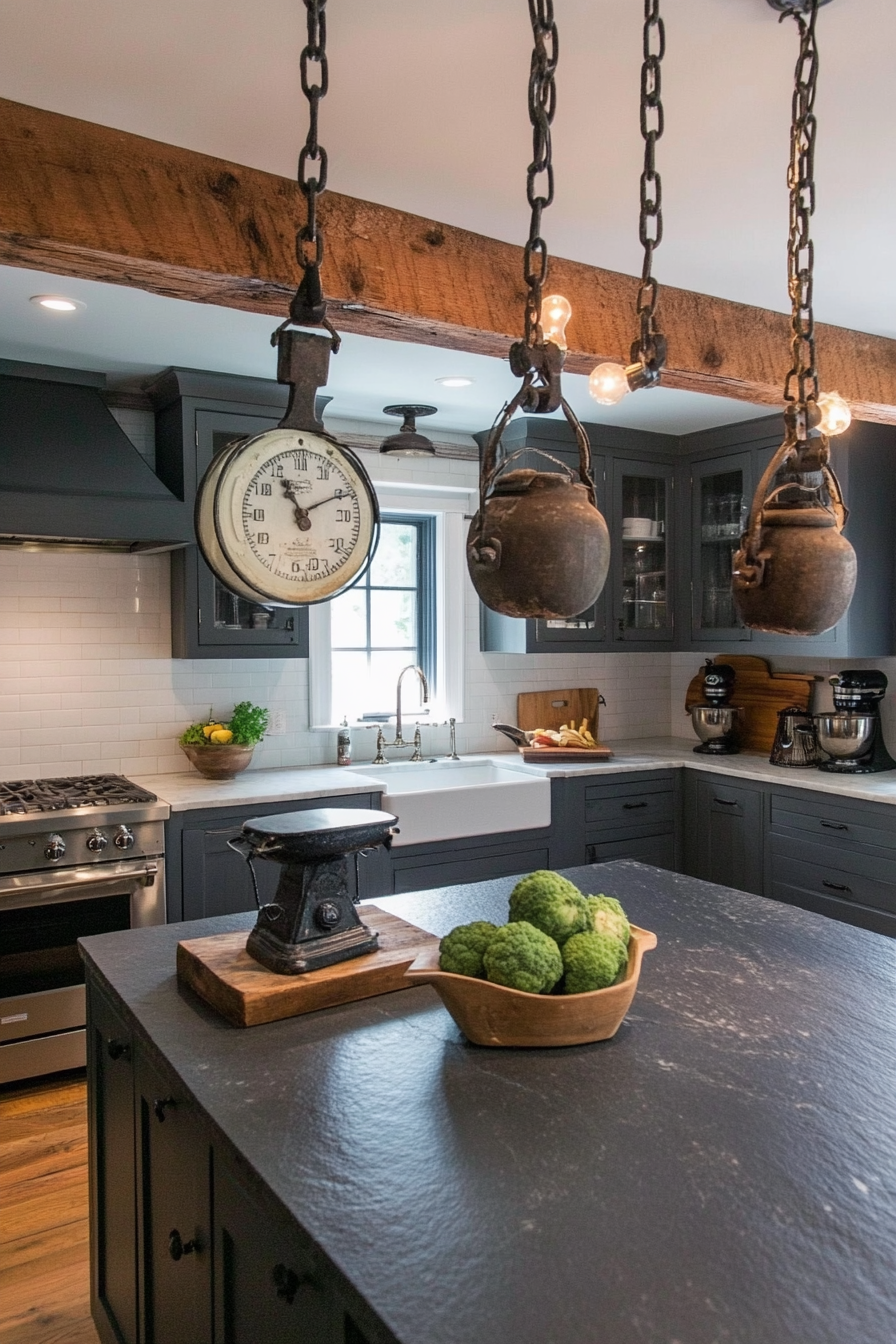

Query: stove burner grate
[0,774,158,815]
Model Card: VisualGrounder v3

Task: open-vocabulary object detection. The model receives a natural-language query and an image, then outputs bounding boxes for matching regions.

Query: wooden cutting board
[517,688,600,734]
[684,655,817,754]
[177,905,439,1027]
[518,745,614,763]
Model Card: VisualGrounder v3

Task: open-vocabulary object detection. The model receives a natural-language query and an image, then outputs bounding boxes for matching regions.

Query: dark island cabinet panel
[135,1049,212,1344]
[88,988,139,1344]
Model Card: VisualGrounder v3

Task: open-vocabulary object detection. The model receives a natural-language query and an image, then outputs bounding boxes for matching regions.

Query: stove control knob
[45,833,66,861]
[114,826,135,851]
[87,829,108,853]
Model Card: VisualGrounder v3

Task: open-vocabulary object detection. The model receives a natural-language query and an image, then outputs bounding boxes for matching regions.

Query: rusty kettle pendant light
[732,0,855,637]
[467,0,610,620]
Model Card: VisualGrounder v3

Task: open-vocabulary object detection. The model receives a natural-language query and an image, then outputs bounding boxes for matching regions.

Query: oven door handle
[0,861,159,910]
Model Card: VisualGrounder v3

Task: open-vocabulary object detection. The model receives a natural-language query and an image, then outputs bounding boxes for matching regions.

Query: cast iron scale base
[232,808,398,975]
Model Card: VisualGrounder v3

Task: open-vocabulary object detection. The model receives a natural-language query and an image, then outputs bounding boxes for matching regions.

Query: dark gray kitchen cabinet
[684,771,764,896]
[166,792,381,922]
[382,826,552,897]
[146,368,310,659]
[549,770,680,872]
[213,1157,345,1344]
[135,1049,212,1344]
[88,987,138,1344]
[766,787,896,937]
[478,416,677,653]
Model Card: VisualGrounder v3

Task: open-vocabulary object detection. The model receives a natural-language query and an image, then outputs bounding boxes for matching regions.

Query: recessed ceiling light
[30,295,83,312]
[436,376,474,388]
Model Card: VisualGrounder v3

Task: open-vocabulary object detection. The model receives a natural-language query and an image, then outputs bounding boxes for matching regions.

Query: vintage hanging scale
[194,0,379,606]
[467,0,610,620]
[733,0,855,636]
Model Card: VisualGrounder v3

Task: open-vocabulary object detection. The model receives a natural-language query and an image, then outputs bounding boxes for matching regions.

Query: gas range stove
[0,773,169,873]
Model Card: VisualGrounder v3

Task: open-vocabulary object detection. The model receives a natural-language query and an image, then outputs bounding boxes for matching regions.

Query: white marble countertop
[132,737,896,812]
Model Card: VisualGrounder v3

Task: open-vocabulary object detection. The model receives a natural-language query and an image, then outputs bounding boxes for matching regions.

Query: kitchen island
[81,861,896,1344]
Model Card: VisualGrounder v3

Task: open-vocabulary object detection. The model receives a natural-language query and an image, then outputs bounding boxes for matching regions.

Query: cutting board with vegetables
[684,655,817,754]
[177,905,438,1027]
[516,688,613,761]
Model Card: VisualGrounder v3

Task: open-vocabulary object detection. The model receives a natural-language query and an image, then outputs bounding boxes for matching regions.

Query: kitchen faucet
[370,665,429,763]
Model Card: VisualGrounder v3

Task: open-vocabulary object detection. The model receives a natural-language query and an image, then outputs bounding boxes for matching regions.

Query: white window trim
[308,482,474,730]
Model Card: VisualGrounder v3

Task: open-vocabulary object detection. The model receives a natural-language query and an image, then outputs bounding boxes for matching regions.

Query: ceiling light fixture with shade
[466,0,610,621]
[379,405,437,457]
[732,0,855,637]
[589,0,667,407]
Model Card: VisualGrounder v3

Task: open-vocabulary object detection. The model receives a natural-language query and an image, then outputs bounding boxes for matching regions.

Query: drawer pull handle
[273,1264,301,1304]
[713,798,738,807]
[820,820,849,832]
[107,1038,130,1062]
[622,801,648,810]
[822,880,853,895]
[154,1097,176,1123]
[168,1229,198,1261]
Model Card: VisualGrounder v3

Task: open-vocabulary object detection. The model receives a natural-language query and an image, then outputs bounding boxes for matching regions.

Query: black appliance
[689,660,740,755]
[0,775,168,1084]
[232,808,397,975]
[816,671,896,774]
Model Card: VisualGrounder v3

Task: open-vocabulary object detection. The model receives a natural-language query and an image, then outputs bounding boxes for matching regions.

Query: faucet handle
[410,724,424,763]
[447,716,460,761]
[372,726,388,765]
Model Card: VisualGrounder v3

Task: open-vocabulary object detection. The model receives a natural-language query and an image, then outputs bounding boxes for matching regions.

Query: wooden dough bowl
[404,925,657,1048]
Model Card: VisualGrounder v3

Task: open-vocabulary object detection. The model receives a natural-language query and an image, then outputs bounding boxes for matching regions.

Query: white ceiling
[1,0,890,435]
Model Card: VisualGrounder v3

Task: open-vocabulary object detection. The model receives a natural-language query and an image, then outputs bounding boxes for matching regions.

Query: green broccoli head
[585,894,631,946]
[508,870,589,946]
[439,921,500,978]
[561,930,629,994]
[482,921,564,994]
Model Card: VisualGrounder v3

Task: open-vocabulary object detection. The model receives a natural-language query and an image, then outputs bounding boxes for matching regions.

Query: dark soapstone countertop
[80,861,896,1344]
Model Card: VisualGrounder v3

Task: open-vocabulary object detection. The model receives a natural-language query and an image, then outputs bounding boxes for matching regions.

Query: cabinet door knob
[154,1096,176,1122]
[168,1229,198,1261]
[107,1038,130,1061]
[273,1264,301,1304]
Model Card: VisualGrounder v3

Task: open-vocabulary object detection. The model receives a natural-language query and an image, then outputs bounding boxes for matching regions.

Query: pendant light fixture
[467,0,610,620]
[380,405,437,457]
[589,0,667,407]
[732,0,855,637]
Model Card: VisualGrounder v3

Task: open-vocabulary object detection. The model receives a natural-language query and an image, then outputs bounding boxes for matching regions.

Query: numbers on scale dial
[240,447,362,584]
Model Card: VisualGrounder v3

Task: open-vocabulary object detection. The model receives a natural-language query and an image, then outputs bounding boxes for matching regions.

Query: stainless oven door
[0,858,164,1084]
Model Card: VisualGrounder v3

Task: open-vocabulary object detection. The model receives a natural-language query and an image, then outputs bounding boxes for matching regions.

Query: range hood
[0,362,192,552]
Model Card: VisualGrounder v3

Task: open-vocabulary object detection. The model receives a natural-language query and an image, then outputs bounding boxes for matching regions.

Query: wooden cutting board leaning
[684,655,817,755]
[516,688,613,762]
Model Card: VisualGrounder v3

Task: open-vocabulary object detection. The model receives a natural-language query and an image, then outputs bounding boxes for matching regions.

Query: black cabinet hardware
[154,1096,176,1123]
[622,801,648,810]
[713,797,738,806]
[107,1038,130,1061]
[168,1229,198,1261]
[820,820,849,831]
[822,880,853,896]
[272,1264,302,1304]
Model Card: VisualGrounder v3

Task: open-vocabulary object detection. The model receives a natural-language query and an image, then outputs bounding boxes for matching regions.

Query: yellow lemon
[209,728,233,744]
[203,723,225,738]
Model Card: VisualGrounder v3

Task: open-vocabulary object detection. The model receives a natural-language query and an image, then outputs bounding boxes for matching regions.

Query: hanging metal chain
[635,0,665,367]
[522,0,559,349]
[274,0,340,351]
[782,0,820,412]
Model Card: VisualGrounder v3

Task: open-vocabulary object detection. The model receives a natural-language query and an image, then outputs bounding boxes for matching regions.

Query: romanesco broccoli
[482,920,564,994]
[561,930,628,994]
[439,921,500,977]
[508,870,589,946]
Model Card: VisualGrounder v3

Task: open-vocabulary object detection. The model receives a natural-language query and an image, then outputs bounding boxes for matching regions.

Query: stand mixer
[689,660,741,755]
[816,671,896,774]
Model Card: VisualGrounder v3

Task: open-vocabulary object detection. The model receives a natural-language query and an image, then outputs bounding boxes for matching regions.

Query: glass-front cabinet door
[690,451,751,643]
[612,461,674,643]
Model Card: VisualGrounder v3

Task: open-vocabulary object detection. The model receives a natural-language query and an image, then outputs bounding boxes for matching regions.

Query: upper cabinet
[146,369,310,660]
[482,412,896,658]
[479,417,677,653]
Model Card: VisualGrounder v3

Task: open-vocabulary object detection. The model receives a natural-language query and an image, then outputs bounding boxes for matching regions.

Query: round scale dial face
[213,428,378,604]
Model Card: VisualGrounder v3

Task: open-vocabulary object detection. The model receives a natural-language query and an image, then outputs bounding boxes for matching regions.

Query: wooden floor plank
[0,1074,100,1344]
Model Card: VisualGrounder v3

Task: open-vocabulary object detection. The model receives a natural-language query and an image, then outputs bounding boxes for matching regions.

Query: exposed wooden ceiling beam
[2,97,895,424]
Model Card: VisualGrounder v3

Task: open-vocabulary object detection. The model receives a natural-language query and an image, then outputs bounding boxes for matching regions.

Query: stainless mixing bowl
[815,712,877,760]
[690,704,739,745]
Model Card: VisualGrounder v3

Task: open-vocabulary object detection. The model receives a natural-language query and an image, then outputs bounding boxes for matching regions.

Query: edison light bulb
[589,361,630,406]
[540,294,572,350]
[817,391,852,437]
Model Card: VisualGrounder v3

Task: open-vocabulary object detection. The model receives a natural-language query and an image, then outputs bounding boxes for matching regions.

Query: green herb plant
[179,702,269,748]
